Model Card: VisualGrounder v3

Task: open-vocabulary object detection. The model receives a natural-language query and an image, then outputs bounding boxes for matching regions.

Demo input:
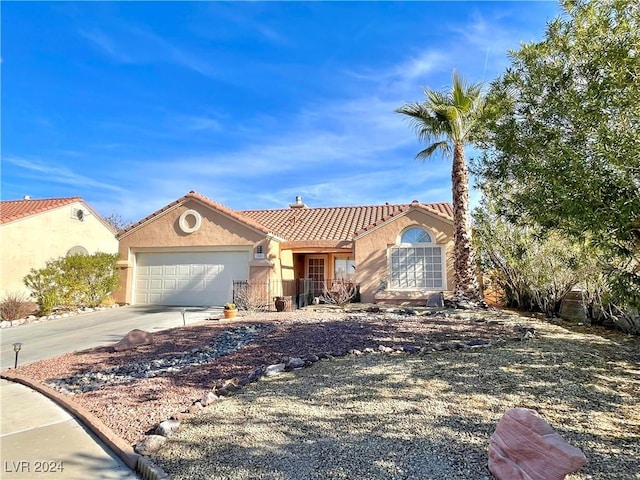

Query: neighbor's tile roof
[241,201,453,241]
[0,197,82,224]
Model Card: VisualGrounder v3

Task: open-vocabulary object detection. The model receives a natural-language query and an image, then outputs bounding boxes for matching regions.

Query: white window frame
[388,227,445,290]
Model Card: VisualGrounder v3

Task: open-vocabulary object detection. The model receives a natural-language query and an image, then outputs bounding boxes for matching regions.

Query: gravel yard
[13,307,640,479]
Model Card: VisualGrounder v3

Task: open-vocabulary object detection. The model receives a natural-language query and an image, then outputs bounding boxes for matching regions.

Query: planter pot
[274,297,286,312]
[223,309,237,319]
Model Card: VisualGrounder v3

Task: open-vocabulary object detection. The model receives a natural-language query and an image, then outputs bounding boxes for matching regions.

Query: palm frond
[416,141,451,161]
[396,70,485,159]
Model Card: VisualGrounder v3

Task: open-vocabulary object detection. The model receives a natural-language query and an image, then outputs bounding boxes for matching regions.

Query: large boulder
[135,435,166,455]
[489,407,587,480]
[112,329,153,352]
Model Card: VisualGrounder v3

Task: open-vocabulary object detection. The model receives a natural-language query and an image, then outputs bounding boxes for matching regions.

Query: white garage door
[135,251,249,306]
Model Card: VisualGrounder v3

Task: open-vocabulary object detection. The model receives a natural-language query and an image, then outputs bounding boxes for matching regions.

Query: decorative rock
[201,391,219,406]
[221,378,240,392]
[135,435,167,455]
[188,401,203,413]
[348,349,363,356]
[402,344,418,354]
[305,354,319,363]
[248,368,264,382]
[171,412,189,421]
[489,407,587,480]
[426,292,444,307]
[155,419,180,436]
[287,357,305,369]
[264,363,286,377]
[378,345,394,353]
[0,321,10,329]
[112,329,154,352]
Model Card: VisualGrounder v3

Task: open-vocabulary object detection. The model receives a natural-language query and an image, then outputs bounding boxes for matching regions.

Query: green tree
[396,71,485,304]
[476,0,640,311]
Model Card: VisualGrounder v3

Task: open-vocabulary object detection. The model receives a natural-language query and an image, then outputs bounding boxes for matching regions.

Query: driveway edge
[1,371,170,480]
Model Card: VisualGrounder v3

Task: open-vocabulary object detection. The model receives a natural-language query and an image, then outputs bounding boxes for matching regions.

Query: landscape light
[12,343,23,369]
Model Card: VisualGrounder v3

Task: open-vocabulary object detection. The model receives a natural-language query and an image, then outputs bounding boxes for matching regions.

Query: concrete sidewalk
[0,379,139,479]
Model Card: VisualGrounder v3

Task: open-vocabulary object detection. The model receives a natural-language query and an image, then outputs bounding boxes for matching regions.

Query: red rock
[112,329,153,352]
[489,407,587,480]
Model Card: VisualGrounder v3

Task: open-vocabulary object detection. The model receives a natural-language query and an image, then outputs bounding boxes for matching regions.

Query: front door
[306,256,326,298]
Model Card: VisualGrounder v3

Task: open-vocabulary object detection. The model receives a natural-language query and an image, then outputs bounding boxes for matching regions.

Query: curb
[0,371,170,480]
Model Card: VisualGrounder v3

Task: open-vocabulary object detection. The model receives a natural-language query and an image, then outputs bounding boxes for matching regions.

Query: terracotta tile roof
[118,191,273,238]
[241,201,453,242]
[119,190,453,242]
[0,197,82,224]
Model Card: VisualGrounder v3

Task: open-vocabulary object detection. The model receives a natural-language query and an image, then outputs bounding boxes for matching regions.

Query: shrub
[233,282,270,312]
[0,292,35,321]
[23,260,65,315]
[321,280,357,308]
[474,207,581,316]
[24,252,119,314]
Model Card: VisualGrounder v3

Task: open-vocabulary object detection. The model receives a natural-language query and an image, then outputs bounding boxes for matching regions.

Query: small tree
[104,211,134,231]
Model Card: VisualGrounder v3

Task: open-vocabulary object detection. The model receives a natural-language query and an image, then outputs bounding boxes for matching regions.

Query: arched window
[400,227,432,244]
[389,226,443,289]
[67,246,88,256]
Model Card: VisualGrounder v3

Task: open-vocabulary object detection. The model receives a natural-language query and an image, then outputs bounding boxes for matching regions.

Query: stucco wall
[0,202,118,298]
[115,200,270,304]
[354,210,454,304]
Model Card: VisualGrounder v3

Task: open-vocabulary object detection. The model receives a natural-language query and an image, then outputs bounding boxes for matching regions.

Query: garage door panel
[135,251,249,306]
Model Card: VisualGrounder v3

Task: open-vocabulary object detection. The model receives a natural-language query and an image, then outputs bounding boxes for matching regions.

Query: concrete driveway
[0,305,222,369]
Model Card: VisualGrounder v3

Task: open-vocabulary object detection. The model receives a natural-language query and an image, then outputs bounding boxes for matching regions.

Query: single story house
[114,191,454,307]
[0,196,118,298]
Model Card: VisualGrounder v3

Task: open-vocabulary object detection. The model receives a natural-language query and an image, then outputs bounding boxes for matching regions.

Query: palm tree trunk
[451,143,481,303]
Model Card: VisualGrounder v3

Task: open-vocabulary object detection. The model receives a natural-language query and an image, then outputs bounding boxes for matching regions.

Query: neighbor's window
[67,246,89,256]
[389,227,443,289]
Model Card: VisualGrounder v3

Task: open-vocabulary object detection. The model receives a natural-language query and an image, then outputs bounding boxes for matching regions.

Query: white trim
[178,209,202,233]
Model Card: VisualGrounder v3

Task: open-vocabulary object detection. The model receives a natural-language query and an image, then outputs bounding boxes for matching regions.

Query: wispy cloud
[178,114,224,132]
[3,156,126,194]
[78,25,220,79]
[79,29,133,63]
[347,50,449,94]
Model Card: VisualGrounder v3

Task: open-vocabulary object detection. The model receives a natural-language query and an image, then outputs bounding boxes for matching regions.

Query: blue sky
[2,1,560,222]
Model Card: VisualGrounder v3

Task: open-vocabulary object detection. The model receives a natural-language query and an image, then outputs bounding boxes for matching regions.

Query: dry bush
[321,280,357,307]
[234,282,271,312]
[1,292,36,320]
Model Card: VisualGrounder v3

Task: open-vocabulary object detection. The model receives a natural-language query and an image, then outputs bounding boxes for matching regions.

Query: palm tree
[396,70,484,305]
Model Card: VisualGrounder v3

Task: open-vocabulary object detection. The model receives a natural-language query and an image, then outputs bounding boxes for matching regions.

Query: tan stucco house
[0,197,118,298]
[115,191,454,307]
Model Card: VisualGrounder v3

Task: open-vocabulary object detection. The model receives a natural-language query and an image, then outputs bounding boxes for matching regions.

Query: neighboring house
[0,197,118,298]
[115,191,454,307]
